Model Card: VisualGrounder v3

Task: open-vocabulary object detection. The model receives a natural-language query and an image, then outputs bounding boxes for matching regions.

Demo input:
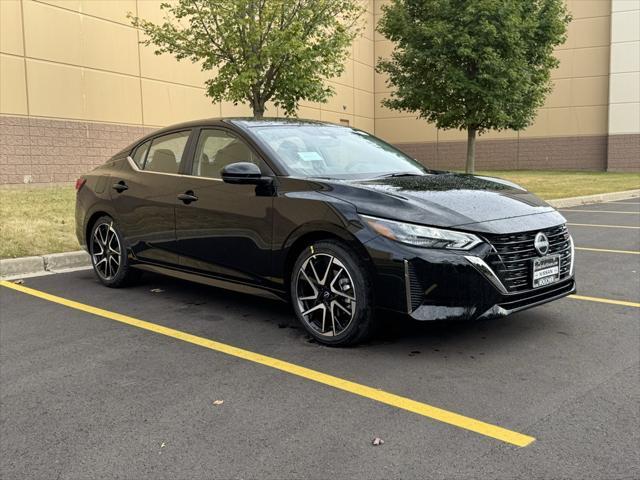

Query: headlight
[362,215,482,250]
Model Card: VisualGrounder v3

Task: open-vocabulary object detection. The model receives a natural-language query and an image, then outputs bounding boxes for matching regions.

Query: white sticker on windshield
[297,151,323,162]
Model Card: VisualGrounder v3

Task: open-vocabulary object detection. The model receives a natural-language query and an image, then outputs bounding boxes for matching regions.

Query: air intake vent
[404,260,424,312]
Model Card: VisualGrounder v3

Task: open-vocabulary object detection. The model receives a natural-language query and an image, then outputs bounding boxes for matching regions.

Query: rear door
[110,130,193,266]
[173,128,274,287]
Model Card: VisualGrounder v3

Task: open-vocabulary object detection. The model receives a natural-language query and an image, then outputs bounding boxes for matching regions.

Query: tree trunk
[251,95,265,119]
[252,104,265,119]
[465,127,476,174]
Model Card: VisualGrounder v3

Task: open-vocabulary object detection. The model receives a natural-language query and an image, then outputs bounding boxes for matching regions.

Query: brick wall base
[396,134,613,172]
[0,115,157,185]
[1,115,638,185]
[607,134,640,172]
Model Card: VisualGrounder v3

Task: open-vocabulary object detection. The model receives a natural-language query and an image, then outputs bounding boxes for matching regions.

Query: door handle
[177,191,198,204]
[112,181,128,193]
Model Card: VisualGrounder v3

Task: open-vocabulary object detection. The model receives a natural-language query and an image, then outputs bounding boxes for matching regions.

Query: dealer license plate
[532,255,560,288]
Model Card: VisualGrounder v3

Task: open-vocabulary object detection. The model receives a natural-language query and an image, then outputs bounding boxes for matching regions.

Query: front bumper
[364,236,576,321]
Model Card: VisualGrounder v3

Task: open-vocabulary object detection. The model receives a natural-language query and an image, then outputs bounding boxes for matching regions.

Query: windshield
[250,124,429,179]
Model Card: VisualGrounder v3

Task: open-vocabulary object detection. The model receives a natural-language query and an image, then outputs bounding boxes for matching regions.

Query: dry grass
[1,170,639,258]
[0,186,78,259]
[476,170,640,199]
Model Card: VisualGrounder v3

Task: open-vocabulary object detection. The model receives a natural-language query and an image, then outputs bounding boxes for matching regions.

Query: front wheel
[290,240,375,346]
[89,215,140,287]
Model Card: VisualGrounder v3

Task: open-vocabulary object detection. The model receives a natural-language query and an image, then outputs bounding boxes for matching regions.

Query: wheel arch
[282,225,375,298]
[85,210,111,247]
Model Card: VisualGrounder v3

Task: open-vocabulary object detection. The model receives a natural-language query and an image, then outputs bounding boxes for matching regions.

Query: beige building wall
[0,0,376,126]
[298,0,375,132]
[0,0,638,184]
[0,0,375,183]
[0,0,374,183]
[607,0,640,171]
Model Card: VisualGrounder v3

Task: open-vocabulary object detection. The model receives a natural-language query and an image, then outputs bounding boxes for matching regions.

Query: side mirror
[221,162,272,185]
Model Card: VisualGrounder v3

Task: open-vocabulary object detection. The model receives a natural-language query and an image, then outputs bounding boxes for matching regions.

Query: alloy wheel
[92,222,121,280]
[295,253,357,337]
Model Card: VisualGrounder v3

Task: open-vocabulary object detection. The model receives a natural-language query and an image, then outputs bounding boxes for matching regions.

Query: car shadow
[132,271,550,353]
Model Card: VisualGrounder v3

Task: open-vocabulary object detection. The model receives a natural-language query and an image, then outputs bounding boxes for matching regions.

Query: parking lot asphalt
[1,199,639,480]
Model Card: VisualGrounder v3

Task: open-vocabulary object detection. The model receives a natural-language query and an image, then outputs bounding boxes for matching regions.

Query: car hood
[319,173,564,232]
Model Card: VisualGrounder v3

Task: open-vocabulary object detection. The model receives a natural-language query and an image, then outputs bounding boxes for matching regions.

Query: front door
[173,128,274,287]
[110,130,192,266]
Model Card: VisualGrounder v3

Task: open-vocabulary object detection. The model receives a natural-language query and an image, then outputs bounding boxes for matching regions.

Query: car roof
[115,117,348,159]
[228,118,337,129]
[150,117,336,134]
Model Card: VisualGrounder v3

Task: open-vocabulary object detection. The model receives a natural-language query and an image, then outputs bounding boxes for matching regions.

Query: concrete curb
[547,189,640,208]
[1,189,638,280]
[44,251,91,271]
[0,256,45,278]
[1,250,90,280]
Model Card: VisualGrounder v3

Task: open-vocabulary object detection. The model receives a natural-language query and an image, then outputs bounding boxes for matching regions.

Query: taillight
[75,178,86,191]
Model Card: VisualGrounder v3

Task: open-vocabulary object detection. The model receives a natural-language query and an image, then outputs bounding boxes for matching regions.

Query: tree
[377,0,571,173]
[130,0,363,119]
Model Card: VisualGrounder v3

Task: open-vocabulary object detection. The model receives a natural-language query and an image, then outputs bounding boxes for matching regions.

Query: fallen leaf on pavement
[13,279,24,284]
[213,400,224,406]
[372,437,384,446]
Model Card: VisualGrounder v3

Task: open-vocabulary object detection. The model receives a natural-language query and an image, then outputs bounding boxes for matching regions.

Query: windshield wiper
[374,172,426,179]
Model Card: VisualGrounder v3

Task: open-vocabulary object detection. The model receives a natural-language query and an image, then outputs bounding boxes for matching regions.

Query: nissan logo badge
[534,232,549,256]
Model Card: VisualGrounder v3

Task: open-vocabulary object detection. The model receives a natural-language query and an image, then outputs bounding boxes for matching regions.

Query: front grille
[484,224,572,293]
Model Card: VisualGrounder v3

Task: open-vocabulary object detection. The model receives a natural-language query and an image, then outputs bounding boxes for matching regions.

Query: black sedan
[75,118,576,346]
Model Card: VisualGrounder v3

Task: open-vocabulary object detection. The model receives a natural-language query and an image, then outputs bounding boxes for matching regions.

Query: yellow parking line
[575,247,639,255]
[567,223,640,229]
[569,294,640,308]
[561,209,639,215]
[0,280,535,448]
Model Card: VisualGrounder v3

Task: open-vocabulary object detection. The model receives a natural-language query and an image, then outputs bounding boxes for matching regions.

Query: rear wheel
[291,240,375,346]
[89,216,140,287]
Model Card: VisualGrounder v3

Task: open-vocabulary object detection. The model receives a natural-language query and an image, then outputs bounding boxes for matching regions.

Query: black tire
[89,215,140,287]
[290,240,375,346]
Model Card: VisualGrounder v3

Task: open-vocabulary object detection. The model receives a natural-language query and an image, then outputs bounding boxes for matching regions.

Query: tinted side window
[131,140,151,168]
[192,129,261,179]
[145,131,190,174]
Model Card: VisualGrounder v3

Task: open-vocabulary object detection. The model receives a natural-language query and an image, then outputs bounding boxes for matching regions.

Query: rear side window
[144,131,190,174]
[131,140,151,168]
